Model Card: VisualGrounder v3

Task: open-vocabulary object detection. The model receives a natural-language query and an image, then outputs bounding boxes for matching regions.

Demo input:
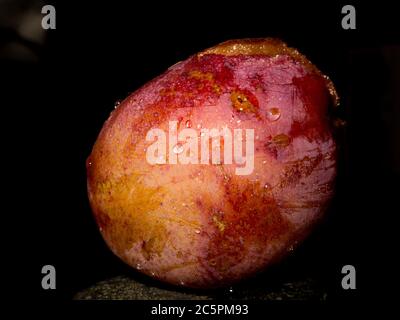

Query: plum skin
[87,38,338,288]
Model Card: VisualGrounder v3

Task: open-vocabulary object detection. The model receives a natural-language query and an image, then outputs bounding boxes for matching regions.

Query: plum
[87,38,339,288]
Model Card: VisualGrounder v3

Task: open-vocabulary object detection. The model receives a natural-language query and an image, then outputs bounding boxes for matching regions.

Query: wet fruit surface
[87,38,338,288]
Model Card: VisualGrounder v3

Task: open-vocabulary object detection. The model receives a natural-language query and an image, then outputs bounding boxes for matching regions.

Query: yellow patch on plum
[93,173,168,257]
[230,90,256,113]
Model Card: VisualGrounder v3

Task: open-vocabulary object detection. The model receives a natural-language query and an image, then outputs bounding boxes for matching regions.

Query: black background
[2,0,399,308]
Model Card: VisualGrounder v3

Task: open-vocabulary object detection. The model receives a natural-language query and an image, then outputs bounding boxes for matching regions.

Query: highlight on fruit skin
[87,38,339,289]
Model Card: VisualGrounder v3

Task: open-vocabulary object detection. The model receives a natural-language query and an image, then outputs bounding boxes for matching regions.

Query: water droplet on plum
[114,100,121,108]
[266,107,281,121]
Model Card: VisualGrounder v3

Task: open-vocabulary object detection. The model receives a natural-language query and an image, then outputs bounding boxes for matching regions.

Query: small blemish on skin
[230,90,258,113]
[212,215,226,232]
[272,134,291,148]
[188,70,214,81]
